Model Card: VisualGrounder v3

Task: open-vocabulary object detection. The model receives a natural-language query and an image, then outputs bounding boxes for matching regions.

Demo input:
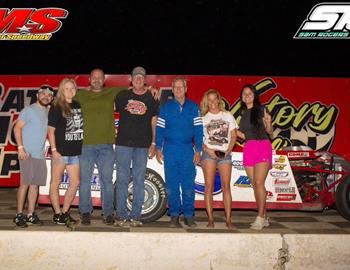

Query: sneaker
[57,212,77,225]
[184,217,197,228]
[81,212,91,225]
[250,216,269,230]
[250,217,269,227]
[103,215,115,225]
[169,216,180,228]
[26,213,43,226]
[13,213,27,228]
[114,218,128,227]
[52,213,60,224]
[130,219,143,227]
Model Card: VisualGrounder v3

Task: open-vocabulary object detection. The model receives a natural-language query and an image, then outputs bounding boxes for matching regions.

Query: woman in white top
[200,89,238,229]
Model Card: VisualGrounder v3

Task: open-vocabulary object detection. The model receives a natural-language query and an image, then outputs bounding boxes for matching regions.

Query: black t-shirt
[48,100,84,156]
[239,106,270,141]
[115,89,159,148]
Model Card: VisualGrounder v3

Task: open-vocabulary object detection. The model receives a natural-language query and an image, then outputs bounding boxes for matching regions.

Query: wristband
[51,148,57,152]
[151,142,156,146]
[18,145,24,149]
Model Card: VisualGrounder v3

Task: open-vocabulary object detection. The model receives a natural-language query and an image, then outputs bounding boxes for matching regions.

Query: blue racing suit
[156,98,203,218]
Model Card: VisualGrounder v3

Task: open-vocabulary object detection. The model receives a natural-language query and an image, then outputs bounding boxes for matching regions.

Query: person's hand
[52,151,62,163]
[224,149,232,158]
[18,148,28,160]
[156,149,164,164]
[148,144,156,159]
[263,108,271,125]
[206,148,217,159]
[193,151,201,165]
[146,85,160,100]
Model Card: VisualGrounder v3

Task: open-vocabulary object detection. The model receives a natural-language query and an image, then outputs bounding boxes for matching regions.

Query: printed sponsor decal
[273,163,287,170]
[266,190,273,201]
[273,178,290,186]
[233,175,252,188]
[274,155,286,163]
[275,187,295,193]
[287,151,310,158]
[232,160,244,171]
[277,193,296,201]
[270,171,289,177]
[0,8,68,40]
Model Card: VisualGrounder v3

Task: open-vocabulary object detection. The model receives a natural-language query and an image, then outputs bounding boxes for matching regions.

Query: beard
[38,98,51,107]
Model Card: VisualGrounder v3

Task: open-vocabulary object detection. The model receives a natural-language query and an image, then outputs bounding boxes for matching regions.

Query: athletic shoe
[26,213,43,226]
[250,216,269,230]
[81,212,91,225]
[13,213,27,228]
[130,219,143,227]
[114,218,128,227]
[52,213,60,224]
[57,212,77,225]
[103,215,115,225]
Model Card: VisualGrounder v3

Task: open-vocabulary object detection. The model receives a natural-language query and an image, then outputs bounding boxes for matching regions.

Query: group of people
[13,67,273,231]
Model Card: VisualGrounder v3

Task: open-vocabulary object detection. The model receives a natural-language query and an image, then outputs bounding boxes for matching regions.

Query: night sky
[0,0,349,77]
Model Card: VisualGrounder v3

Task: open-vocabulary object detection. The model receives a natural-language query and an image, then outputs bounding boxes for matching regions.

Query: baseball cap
[131,66,146,77]
[38,85,54,95]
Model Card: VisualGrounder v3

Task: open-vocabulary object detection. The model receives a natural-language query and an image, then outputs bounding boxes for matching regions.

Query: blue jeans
[115,145,148,220]
[79,144,115,217]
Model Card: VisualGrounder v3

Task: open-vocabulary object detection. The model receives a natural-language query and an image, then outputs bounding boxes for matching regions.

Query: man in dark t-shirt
[114,66,158,227]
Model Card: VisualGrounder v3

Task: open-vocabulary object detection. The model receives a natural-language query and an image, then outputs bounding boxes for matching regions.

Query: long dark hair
[239,84,265,139]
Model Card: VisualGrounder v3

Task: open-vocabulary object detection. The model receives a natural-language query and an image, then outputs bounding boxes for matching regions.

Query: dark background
[0,0,349,77]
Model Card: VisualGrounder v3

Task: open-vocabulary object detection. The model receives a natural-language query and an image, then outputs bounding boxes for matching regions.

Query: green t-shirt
[74,87,125,145]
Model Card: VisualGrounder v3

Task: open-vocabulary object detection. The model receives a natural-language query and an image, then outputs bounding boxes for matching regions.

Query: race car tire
[336,175,350,221]
[124,168,168,223]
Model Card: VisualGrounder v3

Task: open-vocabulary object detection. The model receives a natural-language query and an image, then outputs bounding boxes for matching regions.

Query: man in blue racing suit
[155,77,203,227]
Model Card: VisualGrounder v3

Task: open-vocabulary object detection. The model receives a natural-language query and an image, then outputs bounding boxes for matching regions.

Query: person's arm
[47,126,61,161]
[193,108,203,165]
[225,129,237,157]
[155,108,166,164]
[14,119,28,160]
[149,116,157,159]
[236,130,245,140]
[225,114,238,157]
[263,108,273,136]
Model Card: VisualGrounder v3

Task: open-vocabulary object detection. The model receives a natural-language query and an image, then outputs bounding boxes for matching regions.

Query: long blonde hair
[53,78,77,118]
[200,89,226,116]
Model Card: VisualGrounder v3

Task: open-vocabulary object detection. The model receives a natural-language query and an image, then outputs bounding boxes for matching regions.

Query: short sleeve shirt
[203,111,238,152]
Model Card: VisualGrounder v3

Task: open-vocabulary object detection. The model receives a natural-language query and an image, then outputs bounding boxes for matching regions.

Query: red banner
[0,75,349,186]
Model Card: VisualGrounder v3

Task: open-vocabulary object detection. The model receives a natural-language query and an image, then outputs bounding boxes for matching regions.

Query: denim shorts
[201,151,232,165]
[52,155,80,165]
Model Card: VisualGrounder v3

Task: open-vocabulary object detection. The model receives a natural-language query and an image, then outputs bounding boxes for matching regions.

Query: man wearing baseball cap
[13,85,54,227]
[114,66,158,227]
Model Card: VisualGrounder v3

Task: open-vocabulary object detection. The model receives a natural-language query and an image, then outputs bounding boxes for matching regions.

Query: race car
[38,145,350,223]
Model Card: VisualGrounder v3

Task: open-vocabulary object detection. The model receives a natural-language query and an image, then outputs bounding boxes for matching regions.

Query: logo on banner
[274,178,290,186]
[234,175,252,188]
[277,194,296,201]
[273,163,287,170]
[275,187,295,193]
[294,3,350,39]
[270,171,289,177]
[232,160,244,171]
[0,8,68,40]
[287,151,310,158]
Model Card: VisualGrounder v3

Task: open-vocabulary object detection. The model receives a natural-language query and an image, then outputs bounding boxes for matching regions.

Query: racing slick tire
[125,168,168,223]
[336,175,350,221]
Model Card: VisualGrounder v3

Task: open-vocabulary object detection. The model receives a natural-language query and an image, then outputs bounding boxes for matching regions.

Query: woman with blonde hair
[200,89,238,229]
[48,78,83,225]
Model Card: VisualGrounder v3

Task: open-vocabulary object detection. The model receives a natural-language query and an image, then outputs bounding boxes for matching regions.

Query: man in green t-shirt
[75,69,124,225]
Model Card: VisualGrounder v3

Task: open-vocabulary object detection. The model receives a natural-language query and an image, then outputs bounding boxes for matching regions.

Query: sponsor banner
[287,151,310,158]
[275,187,296,193]
[277,194,297,201]
[1,74,349,204]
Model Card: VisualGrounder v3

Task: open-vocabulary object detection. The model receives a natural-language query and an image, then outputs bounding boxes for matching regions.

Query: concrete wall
[0,231,349,270]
